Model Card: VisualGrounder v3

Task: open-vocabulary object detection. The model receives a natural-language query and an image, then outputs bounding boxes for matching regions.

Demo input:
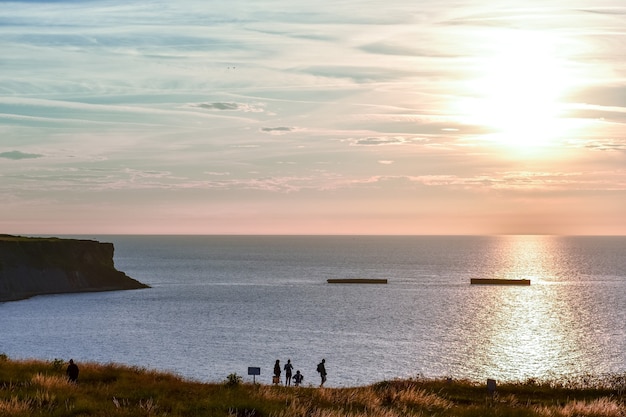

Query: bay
[1,235,625,387]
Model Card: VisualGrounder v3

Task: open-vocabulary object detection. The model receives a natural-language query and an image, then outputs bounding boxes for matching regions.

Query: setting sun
[459,30,575,152]
[2,1,624,236]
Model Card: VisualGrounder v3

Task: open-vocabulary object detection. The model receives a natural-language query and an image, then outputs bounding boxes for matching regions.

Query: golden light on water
[457,30,578,155]
[496,235,556,283]
[462,236,589,380]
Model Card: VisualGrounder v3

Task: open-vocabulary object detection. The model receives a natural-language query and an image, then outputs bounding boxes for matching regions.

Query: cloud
[564,103,626,125]
[339,170,612,194]
[1,0,625,234]
[196,102,240,111]
[579,8,626,16]
[192,102,266,113]
[585,141,626,152]
[0,150,43,160]
[301,65,414,83]
[261,126,293,135]
[351,137,410,146]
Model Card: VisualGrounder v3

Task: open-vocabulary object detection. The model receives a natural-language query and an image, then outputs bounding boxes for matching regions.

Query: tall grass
[0,397,32,415]
[0,355,624,416]
[534,398,625,417]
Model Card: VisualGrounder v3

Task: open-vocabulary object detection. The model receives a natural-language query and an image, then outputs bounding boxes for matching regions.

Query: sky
[1,0,625,235]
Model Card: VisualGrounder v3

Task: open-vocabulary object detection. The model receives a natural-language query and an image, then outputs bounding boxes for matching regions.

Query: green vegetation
[0,355,624,416]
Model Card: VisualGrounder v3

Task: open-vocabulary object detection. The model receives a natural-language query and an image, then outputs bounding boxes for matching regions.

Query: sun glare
[459,31,574,153]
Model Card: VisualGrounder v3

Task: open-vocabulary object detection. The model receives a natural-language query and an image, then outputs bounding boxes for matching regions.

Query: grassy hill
[0,355,624,416]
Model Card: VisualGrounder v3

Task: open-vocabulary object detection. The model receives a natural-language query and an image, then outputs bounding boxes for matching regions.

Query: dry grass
[0,356,625,416]
[31,373,73,390]
[534,398,625,417]
[0,397,32,415]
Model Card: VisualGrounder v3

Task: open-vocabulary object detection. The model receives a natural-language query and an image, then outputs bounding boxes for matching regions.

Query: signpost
[248,367,261,384]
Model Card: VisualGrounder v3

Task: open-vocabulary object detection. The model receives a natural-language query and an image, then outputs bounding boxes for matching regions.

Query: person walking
[284,359,294,386]
[273,359,281,384]
[316,359,327,387]
[66,359,79,383]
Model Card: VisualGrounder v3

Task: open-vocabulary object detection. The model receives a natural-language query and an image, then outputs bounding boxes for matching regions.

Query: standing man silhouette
[66,359,79,383]
[316,359,327,387]
[284,359,294,386]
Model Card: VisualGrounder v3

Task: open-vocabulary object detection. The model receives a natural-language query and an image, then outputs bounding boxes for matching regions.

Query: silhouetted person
[284,359,294,386]
[316,359,326,387]
[293,370,303,387]
[66,359,79,383]
[273,359,281,384]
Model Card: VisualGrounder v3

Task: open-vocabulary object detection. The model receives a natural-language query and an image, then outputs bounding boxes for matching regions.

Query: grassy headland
[0,355,624,416]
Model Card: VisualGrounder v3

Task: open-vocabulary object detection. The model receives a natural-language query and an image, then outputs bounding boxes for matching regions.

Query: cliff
[0,235,149,302]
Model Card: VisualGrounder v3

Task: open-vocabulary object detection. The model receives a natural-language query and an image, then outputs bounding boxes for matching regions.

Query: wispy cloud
[0,150,43,160]
[351,137,412,146]
[1,0,625,234]
[193,102,265,112]
[196,103,240,111]
[260,126,295,135]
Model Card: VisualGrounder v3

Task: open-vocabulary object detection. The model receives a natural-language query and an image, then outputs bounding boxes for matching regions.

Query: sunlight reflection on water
[461,236,616,381]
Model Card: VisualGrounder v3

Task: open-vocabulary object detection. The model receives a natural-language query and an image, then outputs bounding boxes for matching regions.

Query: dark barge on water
[470,278,531,285]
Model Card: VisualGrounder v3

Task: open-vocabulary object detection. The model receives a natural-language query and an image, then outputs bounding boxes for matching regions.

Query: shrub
[50,358,65,371]
[226,373,243,387]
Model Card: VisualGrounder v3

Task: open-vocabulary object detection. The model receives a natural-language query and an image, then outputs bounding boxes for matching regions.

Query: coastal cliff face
[0,235,149,302]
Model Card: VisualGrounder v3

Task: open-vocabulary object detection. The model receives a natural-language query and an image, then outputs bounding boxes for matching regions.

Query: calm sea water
[1,235,625,387]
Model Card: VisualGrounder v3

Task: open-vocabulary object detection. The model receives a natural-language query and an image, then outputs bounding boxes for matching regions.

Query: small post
[487,378,496,399]
[248,367,260,384]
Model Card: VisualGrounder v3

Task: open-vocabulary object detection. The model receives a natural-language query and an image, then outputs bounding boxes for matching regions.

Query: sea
[1,235,625,387]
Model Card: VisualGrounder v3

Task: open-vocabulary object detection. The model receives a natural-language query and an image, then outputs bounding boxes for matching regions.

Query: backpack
[317,363,323,373]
